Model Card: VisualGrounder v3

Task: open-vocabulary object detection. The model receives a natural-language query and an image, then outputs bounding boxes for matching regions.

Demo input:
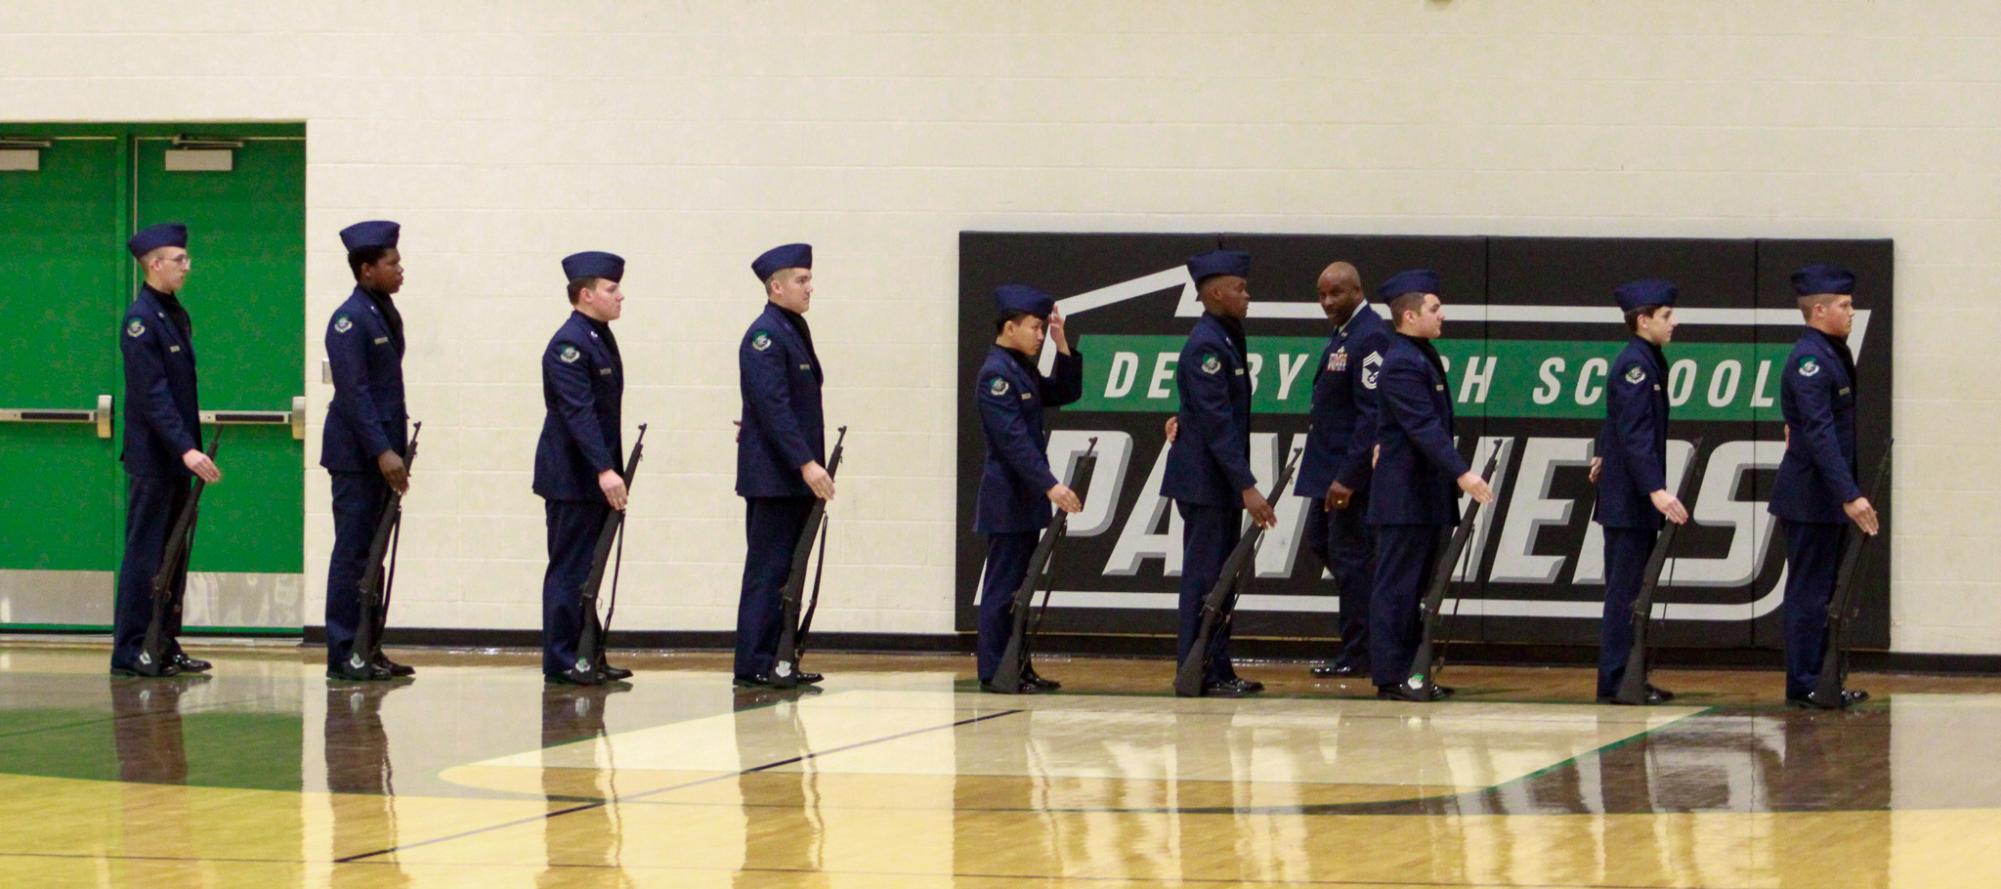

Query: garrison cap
[128,222,188,259]
[752,243,813,282]
[561,251,625,282]
[1790,263,1855,297]
[339,220,401,252]
[1377,268,1440,300]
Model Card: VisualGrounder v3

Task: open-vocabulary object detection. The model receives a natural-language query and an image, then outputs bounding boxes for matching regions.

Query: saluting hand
[1242,487,1278,529]
[1457,471,1494,505]
[1650,489,1689,525]
[802,461,836,501]
[182,448,221,484]
[1588,456,1602,485]
[1845,496,1880,536]
[598,469,628,512]
[1047,482,1082,514]
[1162,415,1178,443]
[1048,308,1071,355]
[377,451,409,495]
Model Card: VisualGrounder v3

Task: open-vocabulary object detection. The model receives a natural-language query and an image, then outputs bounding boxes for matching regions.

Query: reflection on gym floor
[2,643,1999,888]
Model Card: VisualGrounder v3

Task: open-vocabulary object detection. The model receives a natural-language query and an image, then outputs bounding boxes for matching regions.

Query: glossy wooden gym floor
[4,642,1999,888]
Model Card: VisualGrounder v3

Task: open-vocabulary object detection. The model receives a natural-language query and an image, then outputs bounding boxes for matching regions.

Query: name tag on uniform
[598,368,613,376]
[373,336,390,345]
[799,364,811,370]
[168,345,181,353]
[1434,384,1445,391]
[1233,368,1245,376]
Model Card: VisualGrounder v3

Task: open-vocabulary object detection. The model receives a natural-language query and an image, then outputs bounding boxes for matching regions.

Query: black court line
[333,706,1025,864]
[0,848,1760,889]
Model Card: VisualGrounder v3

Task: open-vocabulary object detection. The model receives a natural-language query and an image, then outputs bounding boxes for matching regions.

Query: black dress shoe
[1600,685,1672,706]
[372,653,415,677]
[1378,682,1454,702]
[789,671,824,685]
[981,679,1041,694]
[548,671,609,686]
[598,664,633,681]
[1787,688,1869,710]
[111,663,180,678]
[171,653,212,673]
[1024,669,1061,691]
[329,663,392,682]
[1310,662,1366,678]
[734,673,775,688]
[1202,677,1263,697]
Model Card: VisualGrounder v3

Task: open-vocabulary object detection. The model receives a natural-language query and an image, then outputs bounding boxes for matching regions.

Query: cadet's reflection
[539,683,633,889]
[109,676,203,885]
[325,682,409,889]
[110,676,201,783]
[732,685,826,889]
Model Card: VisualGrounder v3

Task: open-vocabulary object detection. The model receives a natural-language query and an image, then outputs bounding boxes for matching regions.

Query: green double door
[0,124,305,635]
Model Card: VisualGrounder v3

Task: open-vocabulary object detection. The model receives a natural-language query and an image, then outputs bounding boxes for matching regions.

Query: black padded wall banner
[955,232,1893,651]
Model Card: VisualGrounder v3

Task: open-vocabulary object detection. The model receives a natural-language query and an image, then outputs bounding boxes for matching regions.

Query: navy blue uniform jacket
[321,287,410,471]
[1294,305,1390,498]
[1161,314,1255,508]
[533,311,624,501]
[736,303,825,499]
[973,345,1083,534]
[1769,328,1862,524]
[1594,337,1670,531]
[119,285,201,478]
[1366,333,1468,526]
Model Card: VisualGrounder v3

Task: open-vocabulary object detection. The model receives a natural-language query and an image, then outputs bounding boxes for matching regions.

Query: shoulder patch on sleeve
[558,343,581,364]
[1200,352,1221,375]
[333,314,353,334]
[125,317,145,338]
[986,376,1010,397]
[1797,355,1820,378]
[1623,364,1646,385]
[750,330,773,352]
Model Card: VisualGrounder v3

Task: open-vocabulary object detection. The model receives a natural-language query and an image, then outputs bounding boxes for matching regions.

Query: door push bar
[0,394,114,439]
[200,396,306,440]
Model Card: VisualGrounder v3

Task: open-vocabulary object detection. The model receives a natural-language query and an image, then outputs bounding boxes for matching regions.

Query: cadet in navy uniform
[1588,279,1690,705]
[1770,264,1879,709]
[972,284,1084,693]
[534,251,633,685]
[111,222,222,677]
[1365,270,1493,702]
[322,220,414,681]
[1295,261,1389,679]
[734,243,833,688]
[1162,249,1275,697]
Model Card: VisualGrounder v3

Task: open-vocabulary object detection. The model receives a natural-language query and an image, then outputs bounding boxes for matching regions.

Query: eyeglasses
[156,254,191,267]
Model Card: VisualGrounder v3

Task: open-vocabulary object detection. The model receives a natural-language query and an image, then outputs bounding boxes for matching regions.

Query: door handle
[201,396,307,440]
[0,394,114,439]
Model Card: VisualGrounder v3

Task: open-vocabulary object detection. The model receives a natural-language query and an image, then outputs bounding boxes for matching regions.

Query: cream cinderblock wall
[6,1,1999,653]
